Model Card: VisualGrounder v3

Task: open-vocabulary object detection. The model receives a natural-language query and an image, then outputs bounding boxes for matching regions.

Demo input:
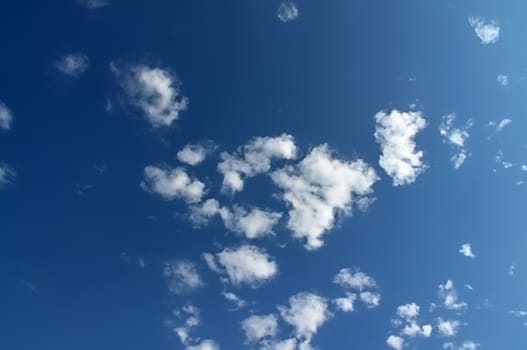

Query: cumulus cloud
[272,144,378,249]
[386,335,405,350]
[459,243,476,258]
[223,291,247,309]
[397,303,420,321]
[218,134,297,193]
[468,16,500,44]
[0,165,15,188]
[278,292,331,341]
[277,2,299,22]
[56,53,89,77]
[439,280,467,311]
[163,260,204,294]
[0,101,13,130]
[359,291,381,308]
[439,114,472,169]
[241,314,278,342]
[333,293,357,312]
[437,319,460,337]
[334,267,376,291]
[185,340,220,350]
[112,63,188,127]
[79,0,109,9]
[177,144,213,166]
[374,110,427,185]
[141,166,205,203]
[203,245,277,287]
[497,74,509,87]
[190,199,282,239]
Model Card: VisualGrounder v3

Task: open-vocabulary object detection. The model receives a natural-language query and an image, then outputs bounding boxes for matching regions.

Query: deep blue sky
[1,1,526,349]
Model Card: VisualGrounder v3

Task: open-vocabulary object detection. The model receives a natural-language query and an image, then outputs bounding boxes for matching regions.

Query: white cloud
[218,134,297,193]
[190,199,282,239]
[142,166,205,203]
[112,63,188,127]
[468,16,500,44]
[334,267,376,291]
[79,0,109,9]
[496,118,512,131]
[401,322,432,338]
[333,293,357,312]
[494,149,513,169]
[374,110,427,185]
[241,314,278,342]
[277,2,299,22]
[509,263,516,276]
[163,260,204,294]
[439,114,472,169]
[497,74,509,87]
[169,305,220,350]
[185,340,220,350]
[437,319,460,337]
[0,165,15,188]
[439,280,467,311]
[223,291,247,309]
[459,243,476,258]
[278,292,331,341]
[204,245,277,287]
[0,101,13,130]
[56,53,89,77]
[397,303,420,321]
[510,310,527,317]
[177,144,207,166]
[386,335,405,350]
[359,291,381,308]
[272,144,378,249]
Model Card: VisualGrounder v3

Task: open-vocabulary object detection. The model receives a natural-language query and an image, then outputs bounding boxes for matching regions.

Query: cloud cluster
[168,305,220,350]
[468,16,500,44]
[56,53,90,77]
[218,134,297,193]
[277,2,299,22]
[272,144,378,249]
[387,302,432,349]
[203,245,278,287]
[333,267,381,310]
[142,166,206,203]
[439,114,472,169]
[374,110,427,185]
[112,63,188,127]
[438,280,467,311]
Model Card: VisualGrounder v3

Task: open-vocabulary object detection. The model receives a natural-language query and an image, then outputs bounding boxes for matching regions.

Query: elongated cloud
[0,101,13,130]
[203,245,277,287]
[334,267,377,290]
[374,110,427,185]
[141,166,205,203]
[112,63,188,127]
[218,134,297,193]
[0,165,15,188]
[468,16,500,44]
[272,144,378,249]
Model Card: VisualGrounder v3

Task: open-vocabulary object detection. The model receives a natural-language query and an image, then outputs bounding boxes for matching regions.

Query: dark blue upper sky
[1,1,526,349]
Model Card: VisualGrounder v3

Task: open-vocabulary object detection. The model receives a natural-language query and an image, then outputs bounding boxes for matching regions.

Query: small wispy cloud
[79,0,109,9]
[468,16,500,44]
[497,74,509,87]
[277,2,299,22]
[56,53,90,77]
[0,101,13,130]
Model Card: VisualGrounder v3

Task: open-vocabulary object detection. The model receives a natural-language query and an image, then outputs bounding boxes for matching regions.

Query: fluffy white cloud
[459,243,476,258]
[79,0,109,9]
[333,293,357,312]
[163,260,204,294]
[374,110,427,185]
[56,54,89,77]
[0,101,13,130]
[169,305,220,350]
[204,245,277,287]
[334,267,376,291]
[397,303,420,321]
[177,143,214,166]
[359,291,381,308]
[439,280,467,311]
[142,166,205,203]
[386,335,405,350]
[112,63,188,127]
[437,319,460,337]
[218,134,297,193]
[401,322,432,338]
[497,74,509,87]
[190,199,282,239]
[0,165,15,188]
[272,144,378,249]
[439,114,472,169]
[277,2,299,22]
[468,16,500,44]
[241,314,278,342]
[279,292,331,341]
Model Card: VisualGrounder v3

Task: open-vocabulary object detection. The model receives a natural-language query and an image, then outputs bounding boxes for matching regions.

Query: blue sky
[1,0,527,349]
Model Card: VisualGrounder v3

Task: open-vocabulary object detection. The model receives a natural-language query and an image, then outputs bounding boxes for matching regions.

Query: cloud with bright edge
[56,53,90,77]
[374,109,427,185]
[277,2,299,22]
[218,134,297,194]
[142,166,205,203]
[163,260,204,294]
[0,101,13,130]
[439,114,472,169]
[459,243,476,258]
[387,335,405,350]
[468,16,500,44]
[272,144,378,250]
[203,245,277,287]
[112,63,188,127]
[241,314,278,342]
